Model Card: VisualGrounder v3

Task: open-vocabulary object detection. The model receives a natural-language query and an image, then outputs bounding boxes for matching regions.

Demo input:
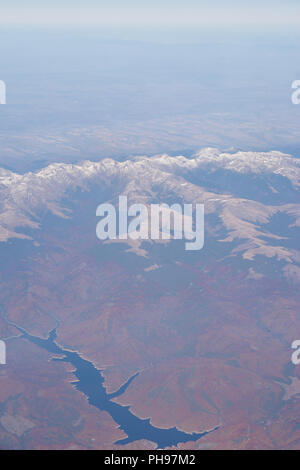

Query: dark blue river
[20,327,218,448]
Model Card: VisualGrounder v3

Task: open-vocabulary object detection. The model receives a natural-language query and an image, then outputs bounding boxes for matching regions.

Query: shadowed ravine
[17,326,219,448]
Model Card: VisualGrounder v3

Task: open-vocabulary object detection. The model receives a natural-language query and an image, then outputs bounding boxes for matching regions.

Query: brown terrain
[0,149,300,449]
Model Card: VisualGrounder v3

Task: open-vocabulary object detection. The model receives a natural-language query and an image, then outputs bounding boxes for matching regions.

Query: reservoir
[20,327,218,448]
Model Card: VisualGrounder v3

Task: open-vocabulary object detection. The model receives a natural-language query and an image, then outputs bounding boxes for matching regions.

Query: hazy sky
[1,0,300,30]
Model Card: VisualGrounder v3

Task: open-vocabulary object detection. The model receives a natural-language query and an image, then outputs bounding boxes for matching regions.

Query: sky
[1,0,300,30]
